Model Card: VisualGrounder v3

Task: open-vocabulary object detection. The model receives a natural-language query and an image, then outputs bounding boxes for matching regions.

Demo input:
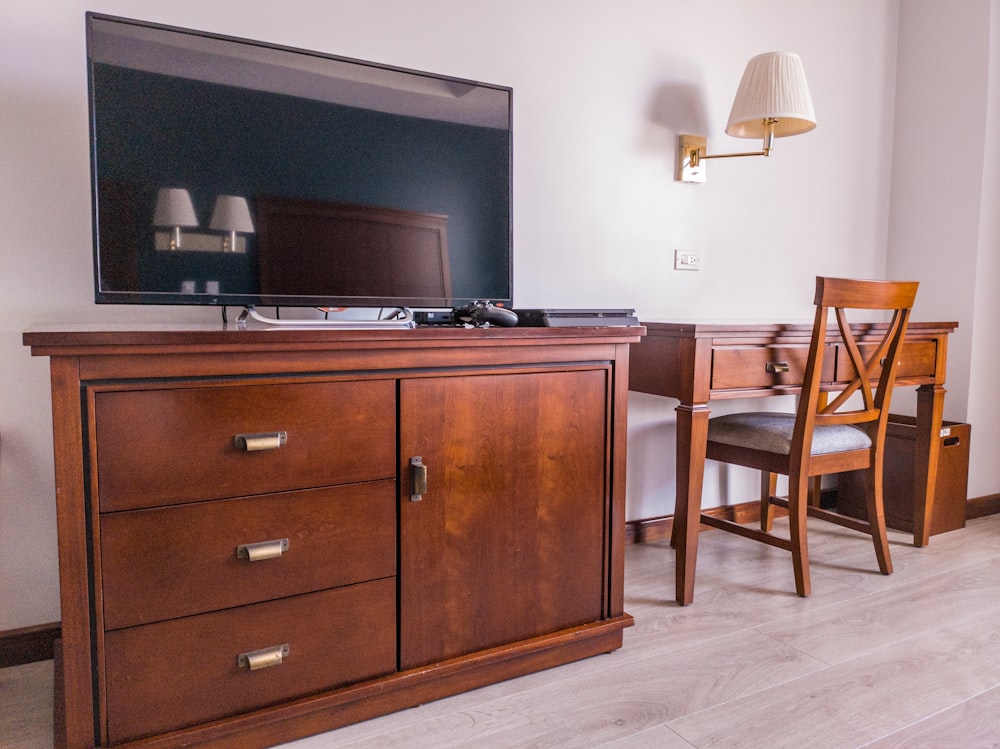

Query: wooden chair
[703,277,918,596]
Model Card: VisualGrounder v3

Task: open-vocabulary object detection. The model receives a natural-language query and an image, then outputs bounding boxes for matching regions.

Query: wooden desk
[629,320,958,605]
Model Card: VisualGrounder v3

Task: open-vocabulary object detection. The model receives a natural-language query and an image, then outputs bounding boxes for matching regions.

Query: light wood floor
[5,513,1000,748]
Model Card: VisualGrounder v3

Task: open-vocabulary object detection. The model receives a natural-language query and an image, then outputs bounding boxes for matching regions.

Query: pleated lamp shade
[725,52,816,139]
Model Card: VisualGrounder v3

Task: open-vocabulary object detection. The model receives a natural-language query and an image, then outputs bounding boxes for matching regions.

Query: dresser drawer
[711,344,835,390]
[94,379,395,511]
[100,481,396,630]
[103,579,397,744]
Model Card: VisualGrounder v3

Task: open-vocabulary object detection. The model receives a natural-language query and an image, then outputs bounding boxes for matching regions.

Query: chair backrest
[792,277,918,460]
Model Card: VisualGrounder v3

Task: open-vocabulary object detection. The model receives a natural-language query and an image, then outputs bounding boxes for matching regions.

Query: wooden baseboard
[626,491,999,545]
[626,501,780,544]
[967,493,1000,520]
[0,622,60,668]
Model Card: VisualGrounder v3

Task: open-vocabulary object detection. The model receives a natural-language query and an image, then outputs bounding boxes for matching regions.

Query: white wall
[969,1,1000,498]
[1,0,991,632]
[885,0,1000,497]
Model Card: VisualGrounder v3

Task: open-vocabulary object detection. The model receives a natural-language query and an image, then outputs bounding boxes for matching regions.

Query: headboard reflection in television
[86,13,512,315]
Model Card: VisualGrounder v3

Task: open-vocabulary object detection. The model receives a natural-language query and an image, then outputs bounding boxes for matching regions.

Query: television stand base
[238,306,416,329]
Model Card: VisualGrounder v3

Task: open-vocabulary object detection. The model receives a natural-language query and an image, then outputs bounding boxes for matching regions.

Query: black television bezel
[85,12,514,310]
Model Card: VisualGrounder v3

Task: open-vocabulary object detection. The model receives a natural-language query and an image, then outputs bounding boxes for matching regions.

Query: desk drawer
[711,345,835,390]
[100,481,396,629]
[94,379,395,511]
[837,340,938,381]
[103,579,397,744]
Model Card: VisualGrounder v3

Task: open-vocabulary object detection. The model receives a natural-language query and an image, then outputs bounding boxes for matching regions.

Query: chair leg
[865,467,893,575]
[760,472,777,531]
[788,473,812,597]
[809,476,823,507]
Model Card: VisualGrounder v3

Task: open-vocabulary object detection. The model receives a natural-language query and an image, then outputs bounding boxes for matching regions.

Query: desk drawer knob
[236,538,289,562]
[234,432,287,451]
[238,644,289,671]
[766,362,790,373]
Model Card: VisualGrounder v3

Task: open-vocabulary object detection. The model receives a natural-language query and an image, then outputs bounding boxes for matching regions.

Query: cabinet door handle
[766,362,790,373]
[410,456,427,501]
[234,432,287,451]
[238,644,289,671]
[236,538,289,562]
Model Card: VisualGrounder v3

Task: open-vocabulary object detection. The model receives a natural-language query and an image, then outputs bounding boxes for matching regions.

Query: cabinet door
[399,368,610,670]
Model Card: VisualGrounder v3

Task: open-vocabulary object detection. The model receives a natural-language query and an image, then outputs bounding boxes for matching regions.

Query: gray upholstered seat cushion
[708,412,872,455]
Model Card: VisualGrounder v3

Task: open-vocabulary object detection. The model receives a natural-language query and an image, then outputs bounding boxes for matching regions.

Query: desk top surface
[639,320,958,340]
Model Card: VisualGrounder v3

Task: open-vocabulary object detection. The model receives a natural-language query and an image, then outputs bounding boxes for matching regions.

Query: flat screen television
[85,13,513,314]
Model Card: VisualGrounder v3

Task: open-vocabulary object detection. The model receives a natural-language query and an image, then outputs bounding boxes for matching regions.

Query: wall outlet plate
[674,250,701,271]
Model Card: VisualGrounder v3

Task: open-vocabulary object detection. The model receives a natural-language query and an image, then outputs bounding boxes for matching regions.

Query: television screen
[86,13,513,311]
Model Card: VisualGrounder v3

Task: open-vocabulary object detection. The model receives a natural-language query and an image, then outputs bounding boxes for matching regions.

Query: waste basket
[836,415,970,535]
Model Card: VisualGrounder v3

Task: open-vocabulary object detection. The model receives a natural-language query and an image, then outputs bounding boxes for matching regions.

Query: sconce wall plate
[677,135,707,183]
[154,231,248,253]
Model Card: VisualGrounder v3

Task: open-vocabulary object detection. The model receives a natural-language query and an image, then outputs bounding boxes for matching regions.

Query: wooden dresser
[23,324,640,749]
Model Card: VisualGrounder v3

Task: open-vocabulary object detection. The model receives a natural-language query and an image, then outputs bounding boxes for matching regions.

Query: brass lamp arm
[677,118,779,181]
[696,148,769,162]
[689,118,777,166]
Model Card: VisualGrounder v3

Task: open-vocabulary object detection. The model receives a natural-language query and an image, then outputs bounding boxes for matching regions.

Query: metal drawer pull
[234,432,287,451]
[766,362,790,373]
[238,644,289,671]
[410,456,427,501]
[236,538,289,562]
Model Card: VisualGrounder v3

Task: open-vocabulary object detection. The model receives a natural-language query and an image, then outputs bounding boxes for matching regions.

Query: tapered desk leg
[675,402,710,605]
[913,384,945,546]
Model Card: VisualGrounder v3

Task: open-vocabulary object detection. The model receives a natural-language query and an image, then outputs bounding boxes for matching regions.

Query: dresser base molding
[97,616,632,749]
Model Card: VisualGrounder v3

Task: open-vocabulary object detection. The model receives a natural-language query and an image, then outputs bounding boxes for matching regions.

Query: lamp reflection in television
[152,191,255,253]
[210,195,255,253]
[152,188,199,250]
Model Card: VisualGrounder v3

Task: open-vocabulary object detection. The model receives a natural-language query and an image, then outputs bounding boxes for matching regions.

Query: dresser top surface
[24,323,645,355]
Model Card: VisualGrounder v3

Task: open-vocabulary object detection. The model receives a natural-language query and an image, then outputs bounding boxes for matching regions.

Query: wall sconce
[209,195,256,253]
[677,51,816,183]
[152,188,199,249]
[153,190,254,253]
